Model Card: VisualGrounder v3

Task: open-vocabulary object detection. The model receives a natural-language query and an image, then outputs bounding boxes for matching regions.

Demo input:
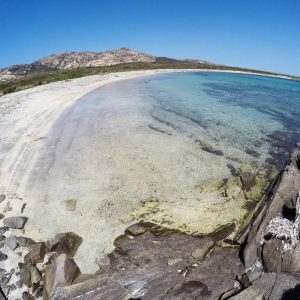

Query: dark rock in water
[227,163,239,176]
[46,232,82,257]
[5,236,19,251]
[43,254,80,299]
[0,214,4,220]
[0,251,7,261]
[240,171,256,192]
[195,139,224,156]
[0,194,5,203]
[245,148,260,158]
[24,242,47,264]
[0,235,5,242]
[3,216,28,229]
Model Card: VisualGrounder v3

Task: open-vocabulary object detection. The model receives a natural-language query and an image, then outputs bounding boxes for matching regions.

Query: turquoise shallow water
[135,72,300,172]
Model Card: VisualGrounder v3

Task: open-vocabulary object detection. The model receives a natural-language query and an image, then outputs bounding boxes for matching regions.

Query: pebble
[62,199,77,211]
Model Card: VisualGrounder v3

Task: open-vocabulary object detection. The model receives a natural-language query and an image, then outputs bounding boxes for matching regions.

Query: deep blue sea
[135,71,300,172]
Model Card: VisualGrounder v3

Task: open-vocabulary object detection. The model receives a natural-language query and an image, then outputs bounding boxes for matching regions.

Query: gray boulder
[3,216,28,229]
[46,232,82,257]
[43,254,80,299]
[5,236,19,251]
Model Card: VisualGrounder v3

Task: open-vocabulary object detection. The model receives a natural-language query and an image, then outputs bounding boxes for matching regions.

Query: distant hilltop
[0,48,212,82]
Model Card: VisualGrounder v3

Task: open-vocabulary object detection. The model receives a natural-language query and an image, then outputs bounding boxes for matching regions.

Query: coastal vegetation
[0,58,297,96]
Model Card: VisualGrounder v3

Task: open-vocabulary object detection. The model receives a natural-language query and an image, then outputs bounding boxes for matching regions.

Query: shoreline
[0,67,298,98]
[0,69,297,298]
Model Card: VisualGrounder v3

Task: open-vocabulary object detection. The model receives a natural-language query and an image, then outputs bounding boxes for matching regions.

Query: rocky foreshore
[1,150,300,299]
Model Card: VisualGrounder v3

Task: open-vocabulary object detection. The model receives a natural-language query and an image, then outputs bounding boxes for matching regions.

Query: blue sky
[1,0,299,75]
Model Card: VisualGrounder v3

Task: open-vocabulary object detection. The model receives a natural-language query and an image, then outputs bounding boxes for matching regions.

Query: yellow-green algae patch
[121,165,271,238]
[121,196,247,236]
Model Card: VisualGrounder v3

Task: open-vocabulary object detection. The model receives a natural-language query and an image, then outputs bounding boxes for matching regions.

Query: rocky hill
[36,47,156,69]
[0,48,212,82]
